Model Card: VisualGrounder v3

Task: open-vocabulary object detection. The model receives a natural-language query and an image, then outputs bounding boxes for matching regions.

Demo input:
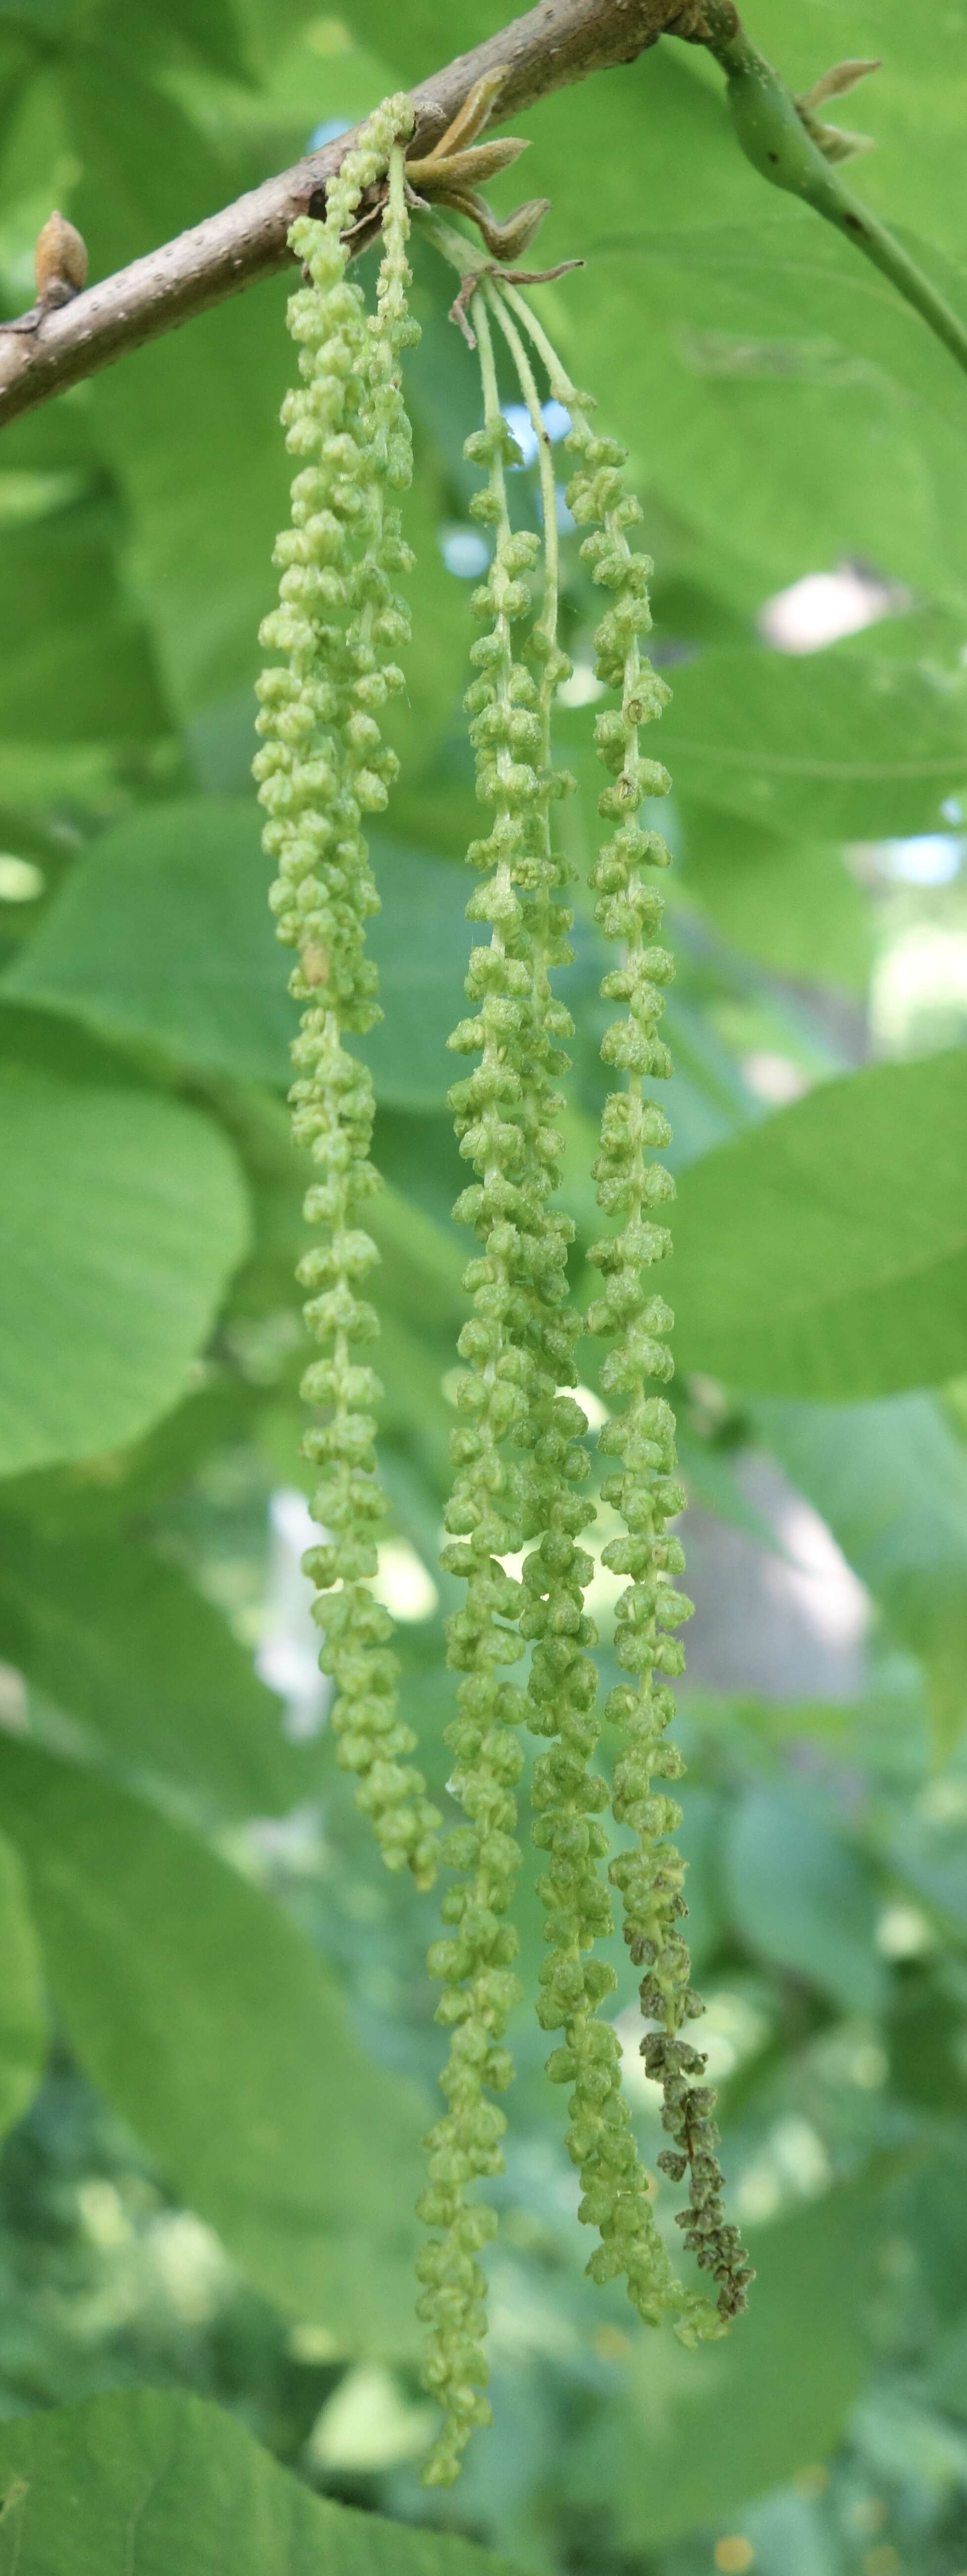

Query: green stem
[415,207,481,282]
[710,24,967,381]
[497,279,583,420]
[484,279,559,707]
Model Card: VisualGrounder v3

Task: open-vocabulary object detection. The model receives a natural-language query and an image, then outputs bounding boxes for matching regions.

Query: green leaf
[887,1970,967,2112]
[61,48,292,720]
[853,2384,967,2501]
[238,5,396,110]
[660,990,760,1172]
[0,2387,523,2574]
[0,1825,46,2147]
[674,1784,727,1975]
[563,222,967,609]
[681,801,874,992]
[740,2488,844,2576]
[893,1817,967,1942]
[4,799,297,1088]
[754,1391,967,1758]
[0,4,76,33]
[150,0,252,81]
[675,1416,780,1553]
[0,1068,250,1480]
[5,788,477,1110]
[657,647,967,843]
[0,1519,310,1817]
[614,2182,881,2547]
[0,489,167,748]
[365,843,473,1114]
[723,1785,885,2013]
[0,1738,429,2354]
[668,1048,967,1400]
[382,410,478,764]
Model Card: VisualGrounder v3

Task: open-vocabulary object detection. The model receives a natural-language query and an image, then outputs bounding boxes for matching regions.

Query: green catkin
[482,284,705,2343]
[259,111,752,2486]
[254,102,440,1892]
[505,291,753,2331]
[415,294,538,2491]
[417,282,610,2487]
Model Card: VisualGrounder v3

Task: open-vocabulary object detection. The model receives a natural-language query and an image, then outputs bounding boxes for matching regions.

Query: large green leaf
[755,1392,967,1756]
[4,799,297,1088]
[671,1782,727,1974]
[0,2388,523,2574]
[366,843,473,1114]
[560,223,967,609]
[681,802,874,992]
[0,1739,429,2353]
[150,0,253,81]
[0,1824,46,2148]
[0,1068,250,1479]
[0,30,35,168]
[383,409,477,763]
[667,1048,967,1400]
[723,1785,885,2014]
[614,2181,881,2547]
[0,1519,309,1817]
[61,45,292,721]
[656,647,967,843]
[4,797,473,1111]
[0,490,167,747]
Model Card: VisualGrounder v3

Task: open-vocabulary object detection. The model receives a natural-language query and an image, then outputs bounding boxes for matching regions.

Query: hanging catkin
[541,322,752,2331]
[416,292,547,2493]
[481,283,701,2343]
[255,101,439,1891]
[259,99,751,2493]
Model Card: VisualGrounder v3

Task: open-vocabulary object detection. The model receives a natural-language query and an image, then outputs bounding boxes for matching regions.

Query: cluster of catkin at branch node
[254,100,439,1891]
[259,121,753,2491]
[475,281,710,2349]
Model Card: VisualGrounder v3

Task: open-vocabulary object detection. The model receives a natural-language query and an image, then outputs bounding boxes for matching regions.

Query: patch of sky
[500,397,570,466]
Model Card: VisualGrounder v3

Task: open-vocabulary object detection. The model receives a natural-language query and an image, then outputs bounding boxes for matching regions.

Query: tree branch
[0,0,723,430]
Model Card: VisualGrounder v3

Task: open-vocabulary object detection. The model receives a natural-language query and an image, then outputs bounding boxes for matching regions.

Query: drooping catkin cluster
[259,117,750,2493]
[254,102,439,1890]
[559,373,753,2333]
[482,287,704,2346]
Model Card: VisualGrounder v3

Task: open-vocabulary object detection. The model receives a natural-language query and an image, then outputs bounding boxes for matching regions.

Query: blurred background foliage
[1,0,967,2569]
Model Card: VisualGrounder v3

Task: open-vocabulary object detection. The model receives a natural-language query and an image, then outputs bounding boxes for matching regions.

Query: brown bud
[798,56,881,112]
[34,211,88,308]
[428,65,509,163]
[406,136,529,193]
[451,192,551,263]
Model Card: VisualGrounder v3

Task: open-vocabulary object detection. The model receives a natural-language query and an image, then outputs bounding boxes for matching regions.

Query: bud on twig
[34,211,88,311]
[792,58,881,167]
[797,57,881,111]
